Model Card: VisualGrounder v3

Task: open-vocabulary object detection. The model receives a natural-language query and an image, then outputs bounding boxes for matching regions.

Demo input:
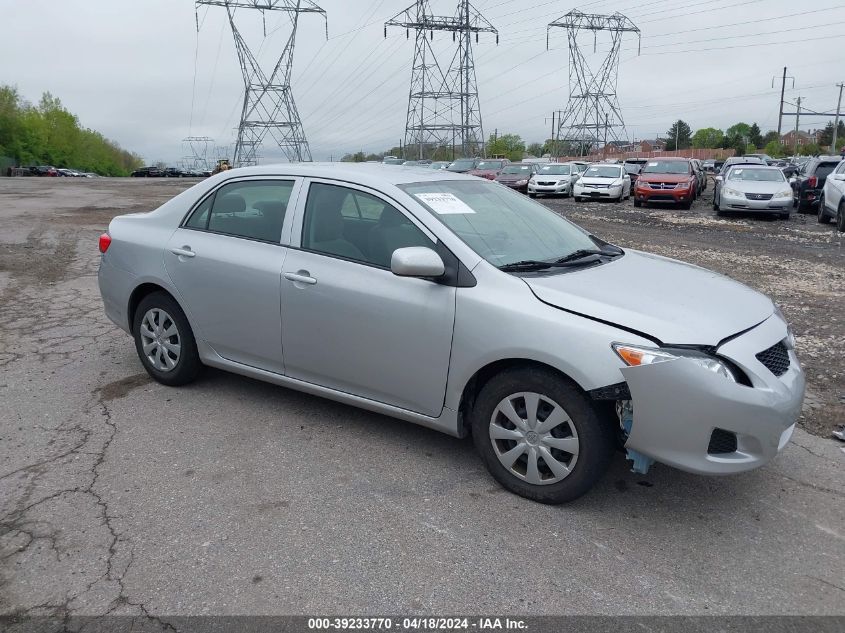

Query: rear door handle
[170,247,196,258]
[284,271,317,285]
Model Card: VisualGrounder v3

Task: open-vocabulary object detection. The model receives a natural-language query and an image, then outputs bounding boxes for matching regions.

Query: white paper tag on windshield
[415,192,476,214]
[648,162,658,166]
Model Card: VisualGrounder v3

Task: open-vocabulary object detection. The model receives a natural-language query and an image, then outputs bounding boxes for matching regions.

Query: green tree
[691,127,724,149]
[726,122,751,140]
[526,142,544,157]
[665,120,692,150]
[762,130,780,146]
[487,133,525,161]
[798,142,821,156]
[818,121,845,148]
[0,84,141,174]
[763,140,789,158]
[749,123,763,148]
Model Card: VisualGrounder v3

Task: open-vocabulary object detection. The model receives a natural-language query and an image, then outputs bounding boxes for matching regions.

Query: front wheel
[633,198,642,207]
[470,367,614,504]
[133,292,201,386]
[528,192,537,198]
[574,195,582,202]
[837,201,845,232]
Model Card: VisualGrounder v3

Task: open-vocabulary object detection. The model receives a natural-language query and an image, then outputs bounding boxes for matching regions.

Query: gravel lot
[0,177,843,620]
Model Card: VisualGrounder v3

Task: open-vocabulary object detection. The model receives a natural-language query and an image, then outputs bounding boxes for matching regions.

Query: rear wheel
[471,367,614,504]
[133,292,201,386]
[818,194,831,224]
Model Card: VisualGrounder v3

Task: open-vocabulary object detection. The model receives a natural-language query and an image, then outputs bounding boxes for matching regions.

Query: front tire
[133,292,201,386]
[837,201,845,232]
[633,198,642,207]
[470,367,614,504]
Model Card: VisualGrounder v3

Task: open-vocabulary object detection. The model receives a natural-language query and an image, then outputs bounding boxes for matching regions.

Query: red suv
[633,158,698,209]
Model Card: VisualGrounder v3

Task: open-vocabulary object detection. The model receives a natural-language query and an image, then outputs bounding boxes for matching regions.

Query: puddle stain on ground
[95,373,152,401]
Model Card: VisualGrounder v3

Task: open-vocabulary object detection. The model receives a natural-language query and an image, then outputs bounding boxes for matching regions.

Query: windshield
[641,161,689,174]
[501,165,532,174]
[539,165,571,175]
[448,159,476,171]
[583,165,622,178]
[727,168,785,182]
[400,180,598,268]
[475,160,504,170]
[624,164,641,174]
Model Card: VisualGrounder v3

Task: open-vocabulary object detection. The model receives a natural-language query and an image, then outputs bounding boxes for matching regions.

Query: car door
[280,180,456,417]
[828,161,845,211]
[164,177,301,374]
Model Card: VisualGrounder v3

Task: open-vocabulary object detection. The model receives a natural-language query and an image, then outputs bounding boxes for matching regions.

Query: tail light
[808,175,818,188]
[98,233,111,253]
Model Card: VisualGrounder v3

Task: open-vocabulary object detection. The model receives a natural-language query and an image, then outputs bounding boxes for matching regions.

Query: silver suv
[98,164,805,503]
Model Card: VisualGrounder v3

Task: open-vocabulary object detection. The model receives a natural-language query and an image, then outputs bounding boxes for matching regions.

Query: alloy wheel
[139,308,181,372]
[489,392,579,486]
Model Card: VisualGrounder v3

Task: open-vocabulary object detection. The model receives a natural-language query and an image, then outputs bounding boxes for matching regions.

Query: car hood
[522,250,774,346]
[578,177,620,185]
[469,169,499,177]
[497,173,530,181]
[725,179,789,193]
[638,173,688,183]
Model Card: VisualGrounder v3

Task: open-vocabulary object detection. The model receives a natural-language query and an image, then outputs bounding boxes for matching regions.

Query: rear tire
[818,194,831,223]
[133,292,201,386]
[470,367,614,504]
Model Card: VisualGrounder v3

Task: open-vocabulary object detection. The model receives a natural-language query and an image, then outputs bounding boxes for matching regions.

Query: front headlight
[529,177,537,184]
[613,343,738,382]
[773,189,792,198]
[516,179,528,185]
[723,187,743,197]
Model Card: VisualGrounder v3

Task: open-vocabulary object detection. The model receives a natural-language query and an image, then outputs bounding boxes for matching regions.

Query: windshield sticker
[734,169,742,174]
[648,162,658,166]
[414,192,476,215]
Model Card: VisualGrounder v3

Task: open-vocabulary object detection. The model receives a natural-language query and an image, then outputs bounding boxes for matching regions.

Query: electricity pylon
[547,10,640,157]
[386,1,497,160]
[181,136,214,171]
[195,1,327,166]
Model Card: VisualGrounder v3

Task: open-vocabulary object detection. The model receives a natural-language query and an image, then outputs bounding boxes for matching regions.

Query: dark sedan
[494,163,537,193]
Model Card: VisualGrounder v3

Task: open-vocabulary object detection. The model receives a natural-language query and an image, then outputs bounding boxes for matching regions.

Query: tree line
[342,119,845,164]
[0,85,142,176]
[667,119,845,157]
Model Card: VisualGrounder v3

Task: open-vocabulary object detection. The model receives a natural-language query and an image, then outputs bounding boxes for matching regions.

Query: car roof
[217,162,481,187]
[726,164,781,171]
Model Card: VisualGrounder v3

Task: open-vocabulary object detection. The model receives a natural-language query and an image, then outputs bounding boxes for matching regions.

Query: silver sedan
[98,164,804,503]
[714,165,793,218]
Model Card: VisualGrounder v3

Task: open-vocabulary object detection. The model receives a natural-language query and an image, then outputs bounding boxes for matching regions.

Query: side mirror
[833,173,845,181]
[715,175,723,182]
[391,247,445,278]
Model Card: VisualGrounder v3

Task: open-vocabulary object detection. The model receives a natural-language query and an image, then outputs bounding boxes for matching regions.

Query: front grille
[538,181,558,186]
[708,428,738,454]
[745,193,773,201]
[647,182,677,190]
[755,341,790,377]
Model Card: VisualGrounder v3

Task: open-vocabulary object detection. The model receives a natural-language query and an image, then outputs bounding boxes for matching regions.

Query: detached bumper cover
[620,314,805,475]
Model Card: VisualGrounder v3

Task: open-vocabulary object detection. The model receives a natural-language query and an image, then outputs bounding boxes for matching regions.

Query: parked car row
[130,167,211,178]
[27,165,98,177]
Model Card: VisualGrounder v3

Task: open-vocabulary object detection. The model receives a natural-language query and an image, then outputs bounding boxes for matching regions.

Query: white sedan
[819,158,845,231]
[573,164,631,202]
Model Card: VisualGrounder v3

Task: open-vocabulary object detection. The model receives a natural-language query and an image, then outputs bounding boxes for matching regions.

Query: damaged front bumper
[619,315,805,475]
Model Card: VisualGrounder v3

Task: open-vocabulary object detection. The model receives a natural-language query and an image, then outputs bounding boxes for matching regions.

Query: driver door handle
[170,247,196,258]
[284,271,317,285]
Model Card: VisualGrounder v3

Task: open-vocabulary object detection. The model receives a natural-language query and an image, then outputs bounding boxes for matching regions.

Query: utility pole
[772,67,794,138]
[386,1,497,161]
[793,96,801,157]
[195,1,327,166]
[833,83,844,154]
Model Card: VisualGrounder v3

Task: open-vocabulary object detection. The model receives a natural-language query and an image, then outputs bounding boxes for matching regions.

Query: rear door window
[188,180,294,243]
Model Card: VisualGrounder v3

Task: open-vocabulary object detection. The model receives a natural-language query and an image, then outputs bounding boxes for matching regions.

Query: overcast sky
[2,0,844,164]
